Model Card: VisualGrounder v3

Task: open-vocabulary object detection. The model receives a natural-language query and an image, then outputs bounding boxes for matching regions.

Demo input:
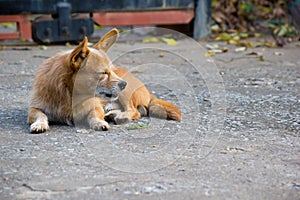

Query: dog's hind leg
[28,107,49,133]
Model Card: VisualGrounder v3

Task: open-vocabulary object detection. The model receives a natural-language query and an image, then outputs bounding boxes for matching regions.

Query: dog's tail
[148,95,182,121]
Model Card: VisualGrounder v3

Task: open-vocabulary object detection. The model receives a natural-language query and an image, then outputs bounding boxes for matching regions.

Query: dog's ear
[93,28,119,52]
[69,37,90,71]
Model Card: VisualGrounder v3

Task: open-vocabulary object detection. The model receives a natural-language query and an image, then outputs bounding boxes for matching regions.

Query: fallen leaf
[205,51,215,57]
[161,37,178,46]
[206,43,219,50]
[211,24,221,32]
[38,45,47,50]
[232,35,240,41]
[277,25,288,37]
[142,36,160,43]
[259,55,265,61]
[238,41,253,48]
[264,41,276,48]
[239,32,249,39]
[274,52,284,56]
[206,44,228,54]
[228,39,239,45]
[210,49,223,53]
[222,47,229,52]
[246,52,257,55]
[215,32,231,41]
[65,42,72,47]
[246,51,262,56]
[235,47,246,52]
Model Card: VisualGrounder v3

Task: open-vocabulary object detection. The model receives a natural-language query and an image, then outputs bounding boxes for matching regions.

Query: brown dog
[28,28,181,133]
[28,29,126,133]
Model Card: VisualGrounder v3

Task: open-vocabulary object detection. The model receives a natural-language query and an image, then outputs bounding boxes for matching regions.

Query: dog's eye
[97,70,110,77]
[98,73,108,81]
[97,72,106,76]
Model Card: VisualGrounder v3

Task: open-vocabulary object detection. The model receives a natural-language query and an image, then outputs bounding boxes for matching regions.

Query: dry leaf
[238,41,253,48]
[206,44,219,50]
[142,36,160,43]
[205,51,215,57]
[246,52,258,55]
[228,39,239,45]
[159,52,164,57]
[215,33,231,41]
[264,41,276,48]
[211,24,221,32]
[206,44,228,54]
[65,42,72,47]
[210,49,223,53]
[259,55,265,61]
[274,52,284,56]
[38,45,47,50]
[239,32,249,39]
[235,47,246,52]
[161,37,178,46]
[222,47,229,52]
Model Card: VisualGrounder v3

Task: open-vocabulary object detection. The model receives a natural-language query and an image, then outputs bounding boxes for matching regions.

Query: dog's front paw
[30,121,49,133]
[105,110,131,124]
[114,113,131,124]
[106,110,131,124]
[89,118,110,131]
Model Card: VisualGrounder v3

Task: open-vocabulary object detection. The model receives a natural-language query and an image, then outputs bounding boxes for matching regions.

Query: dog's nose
[118,81,127,90]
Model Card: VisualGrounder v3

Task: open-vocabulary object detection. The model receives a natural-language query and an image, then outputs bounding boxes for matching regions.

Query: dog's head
[68,28,126,100]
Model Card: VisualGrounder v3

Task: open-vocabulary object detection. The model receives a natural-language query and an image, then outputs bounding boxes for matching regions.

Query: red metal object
[0,14,32,40]
[93,10,194,26]
[0,10,194,41]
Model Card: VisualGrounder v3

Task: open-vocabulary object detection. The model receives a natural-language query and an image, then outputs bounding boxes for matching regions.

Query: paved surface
[0,30,299,199]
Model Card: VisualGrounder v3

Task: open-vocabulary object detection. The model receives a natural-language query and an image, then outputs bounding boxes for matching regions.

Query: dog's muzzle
[95,88,118,98]
[95,80,127,99]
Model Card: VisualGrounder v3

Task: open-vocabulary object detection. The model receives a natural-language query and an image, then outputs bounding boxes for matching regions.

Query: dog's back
[30,51,74,125]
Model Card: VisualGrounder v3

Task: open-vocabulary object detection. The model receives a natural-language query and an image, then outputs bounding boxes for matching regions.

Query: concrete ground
[0,29,299,199]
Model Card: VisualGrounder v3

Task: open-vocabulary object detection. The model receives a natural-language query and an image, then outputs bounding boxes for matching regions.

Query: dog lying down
[28,28,181,133]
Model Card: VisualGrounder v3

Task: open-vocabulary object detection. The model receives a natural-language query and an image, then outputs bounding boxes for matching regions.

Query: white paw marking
[30,119,49,133]
[89,118,110,131]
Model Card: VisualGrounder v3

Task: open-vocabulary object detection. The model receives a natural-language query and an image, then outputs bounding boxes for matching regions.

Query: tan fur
[110,66,182,123]
[28,29,125,133]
